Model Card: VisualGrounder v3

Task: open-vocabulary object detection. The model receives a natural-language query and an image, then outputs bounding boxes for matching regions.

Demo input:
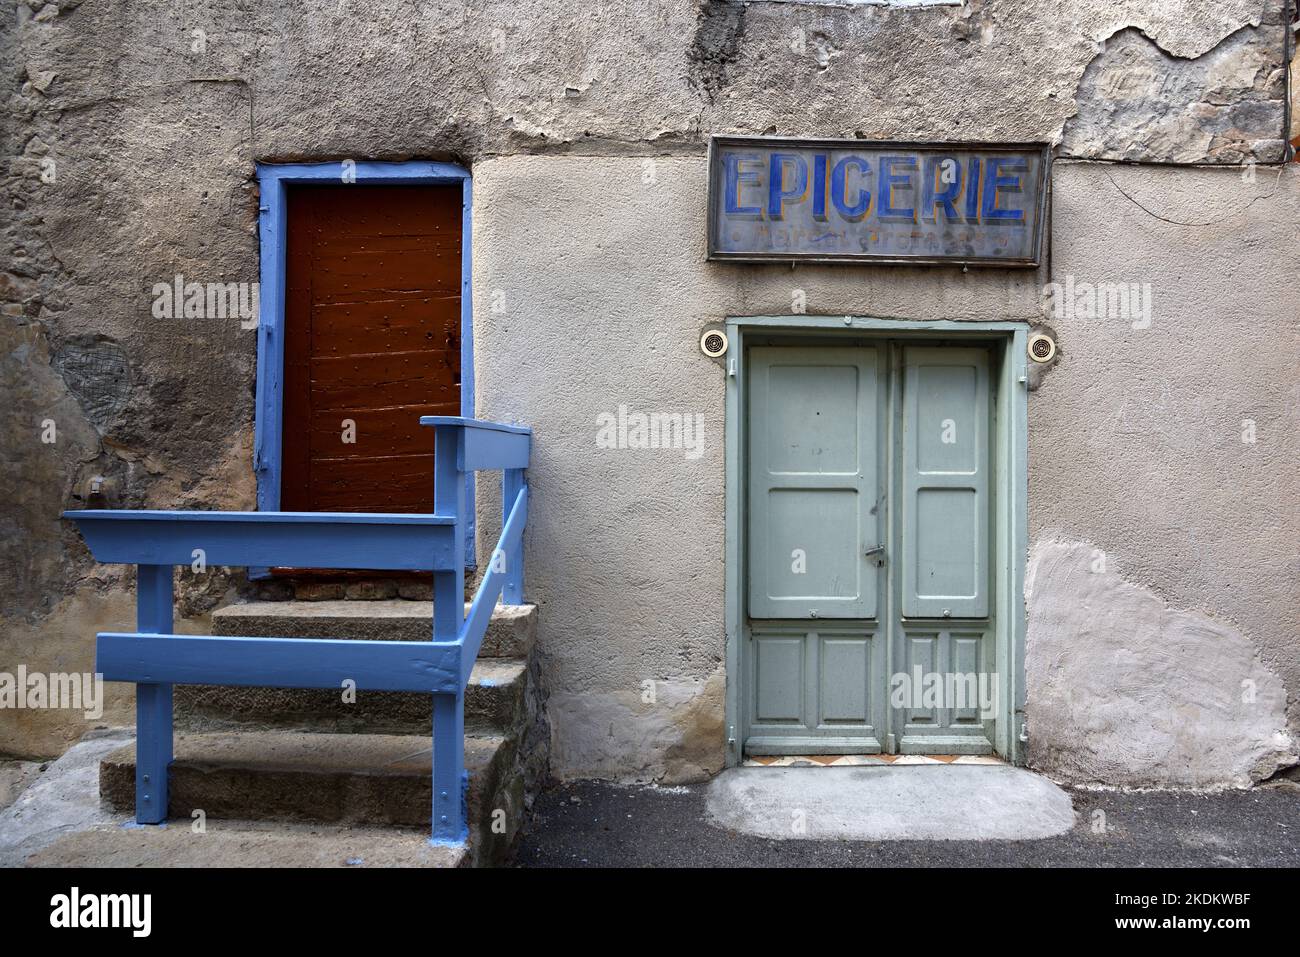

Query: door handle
[864,544,886,566]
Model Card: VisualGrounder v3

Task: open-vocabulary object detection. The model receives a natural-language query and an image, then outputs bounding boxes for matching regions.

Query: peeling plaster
[687,0,748,103]
[1062,24,1287,162]
[1086,4,1268,61]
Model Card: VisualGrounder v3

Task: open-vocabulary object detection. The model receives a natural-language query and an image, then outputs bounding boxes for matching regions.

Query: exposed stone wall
[1063,24,1289,163]
[2,0,1295,784]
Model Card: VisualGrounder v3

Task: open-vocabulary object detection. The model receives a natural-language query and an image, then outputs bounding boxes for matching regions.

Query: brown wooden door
[282,185,461,513]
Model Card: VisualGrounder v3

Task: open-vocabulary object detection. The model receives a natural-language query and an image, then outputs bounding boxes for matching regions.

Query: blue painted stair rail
[64,416,531,846]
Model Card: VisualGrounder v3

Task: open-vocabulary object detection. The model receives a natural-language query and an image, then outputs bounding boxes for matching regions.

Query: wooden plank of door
[281,184,462,515]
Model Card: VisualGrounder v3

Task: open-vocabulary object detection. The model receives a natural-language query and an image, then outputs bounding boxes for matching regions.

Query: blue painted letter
[981,157,1027,222]
[831,156,871,221]
[877,155,918,222]
[767,154,809,220]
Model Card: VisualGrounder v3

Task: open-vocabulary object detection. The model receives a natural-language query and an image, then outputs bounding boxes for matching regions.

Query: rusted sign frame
[706,135,1051,268]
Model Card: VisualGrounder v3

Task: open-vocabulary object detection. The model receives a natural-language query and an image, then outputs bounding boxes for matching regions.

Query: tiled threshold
[744,754,1004,767]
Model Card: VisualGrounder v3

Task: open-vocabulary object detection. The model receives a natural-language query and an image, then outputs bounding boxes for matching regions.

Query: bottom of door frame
[898,735,994,755]
[745,736,883,756]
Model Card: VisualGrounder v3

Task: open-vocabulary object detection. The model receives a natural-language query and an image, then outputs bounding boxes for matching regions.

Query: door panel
[900,347,990,618]
[747,346,881,620]
[746,622,883,754]
[819,636,872,723]
[753,635,804,724]
[896,623,994,755]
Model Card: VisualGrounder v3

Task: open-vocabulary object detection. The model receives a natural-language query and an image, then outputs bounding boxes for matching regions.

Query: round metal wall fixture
[1027,332,1057,364]
[700,329,729,358]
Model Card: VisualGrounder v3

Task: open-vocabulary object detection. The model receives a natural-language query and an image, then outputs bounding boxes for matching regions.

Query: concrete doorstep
[705,765,1076,841]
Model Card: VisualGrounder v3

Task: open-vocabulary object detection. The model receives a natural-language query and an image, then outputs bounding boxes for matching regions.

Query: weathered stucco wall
[1025,161,1300,787]
[472,155,1299,785]
[2,0,1295,782]
[470,153,1044,782]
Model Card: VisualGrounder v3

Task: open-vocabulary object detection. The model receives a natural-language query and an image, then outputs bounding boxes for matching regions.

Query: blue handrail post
[431,422,467,844]
[134,564,174,824]
[431,690,467,845]
[432,423,466,642]
[502,467,526,604]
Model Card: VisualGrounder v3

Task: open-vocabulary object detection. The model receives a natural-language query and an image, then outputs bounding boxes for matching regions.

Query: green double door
[745,342,996,755]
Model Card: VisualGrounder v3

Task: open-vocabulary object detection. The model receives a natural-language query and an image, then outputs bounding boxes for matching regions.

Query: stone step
[100,731,526,866]
[175,599,538,735]
[26,819,468,868]
[210,600,536,658]
[176,657,529,736]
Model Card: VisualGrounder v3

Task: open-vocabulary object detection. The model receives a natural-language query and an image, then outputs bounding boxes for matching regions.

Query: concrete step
[176,657,529,736]
[210,599,536,657]
[100,731,526,866]
[174,600,537,735]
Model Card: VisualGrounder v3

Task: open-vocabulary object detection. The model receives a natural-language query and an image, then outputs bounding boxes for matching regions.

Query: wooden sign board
[707,136,1050,267]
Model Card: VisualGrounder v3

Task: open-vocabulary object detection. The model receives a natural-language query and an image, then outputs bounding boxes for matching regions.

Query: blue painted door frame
[253,160,477,567]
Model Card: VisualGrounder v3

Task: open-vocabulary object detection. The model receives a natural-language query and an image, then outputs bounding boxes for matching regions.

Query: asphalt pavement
[512,777,1300,868]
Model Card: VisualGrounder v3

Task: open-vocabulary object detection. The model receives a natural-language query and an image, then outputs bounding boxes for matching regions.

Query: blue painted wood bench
[64,416,530,846]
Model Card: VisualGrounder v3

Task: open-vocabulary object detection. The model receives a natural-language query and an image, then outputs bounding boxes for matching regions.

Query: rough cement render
[2,0,1296,773]
[548,669,727,784]
[1028,161,1300,786]
[475,154,1300,784]
[685,1,1285,157]
[1026,540,1296,788]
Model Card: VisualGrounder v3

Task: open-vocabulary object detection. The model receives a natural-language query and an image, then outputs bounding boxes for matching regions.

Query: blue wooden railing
[64,416,530,846]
